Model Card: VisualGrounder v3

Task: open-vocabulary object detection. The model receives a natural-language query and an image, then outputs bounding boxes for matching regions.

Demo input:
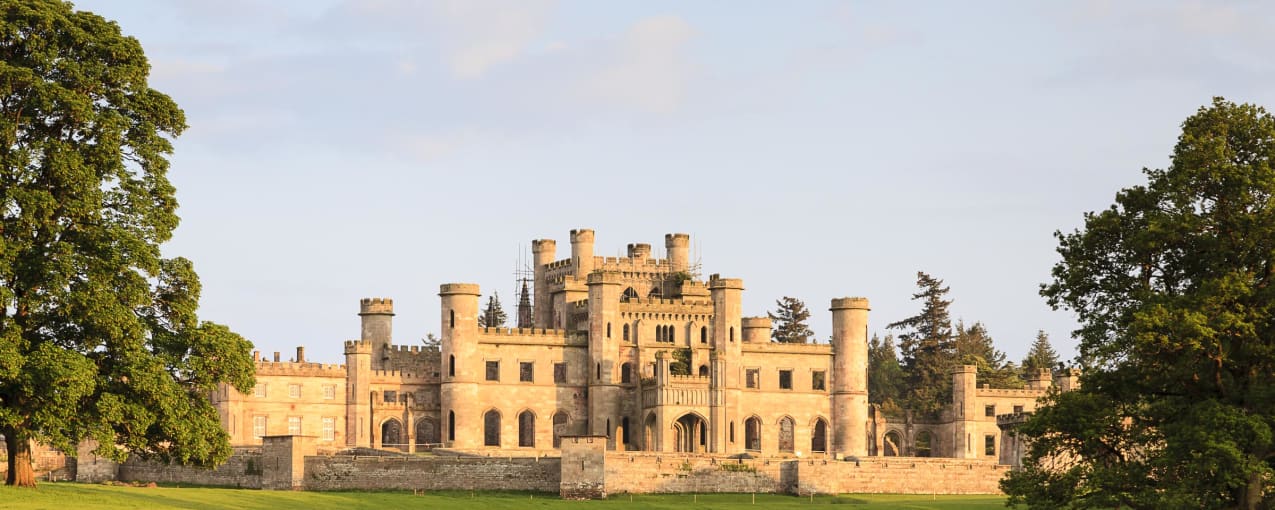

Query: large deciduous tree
[768,296,813,344]
[1003,98,1275,509]
[887,271,956,416]
[0,1,254,487]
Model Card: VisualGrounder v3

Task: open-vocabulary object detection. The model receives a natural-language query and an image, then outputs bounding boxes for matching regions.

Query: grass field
[0,483,1010,509]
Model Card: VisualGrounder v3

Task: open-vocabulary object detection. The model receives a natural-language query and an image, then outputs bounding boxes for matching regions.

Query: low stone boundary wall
[304,455,560,491]
[796,457,1008,495]
[117,447,264,489]
[604,453,795,494]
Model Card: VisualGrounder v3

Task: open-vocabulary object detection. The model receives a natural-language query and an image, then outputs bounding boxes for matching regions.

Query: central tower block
[571,228,595,277]
[830,297,870,458]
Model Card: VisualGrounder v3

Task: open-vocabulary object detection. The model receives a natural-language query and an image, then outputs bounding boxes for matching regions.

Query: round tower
[531,239,557,328]
[359,298,394,367]
[665,233,689,273]
[439,283,480,448]
[570,228,595,276]
[830,297,870,459]
[741,317,771,343]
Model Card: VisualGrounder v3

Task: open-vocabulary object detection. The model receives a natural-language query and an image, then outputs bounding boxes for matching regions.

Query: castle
[211,229,1074,464]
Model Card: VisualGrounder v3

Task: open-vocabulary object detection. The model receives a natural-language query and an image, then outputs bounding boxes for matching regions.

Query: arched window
[621,362,632,384]
[484,410,501,447]
[621,417,630,445]
[811,418,828,453]
[552,412,569,448]
[623,324,630,341]
[449,309,455,329]
[622,287,638,302]
[448,411,456,441]
[730,327,735,342]
[381,419,403,451]
[648,287,662,298]
[518,411,535,448]
[745,417,761,451]
[448,355,455,377]
[416,418,439,448]
[700,326,707,344]
[668,325,675,343]
[596,363,602,381]
[778,417,795,453]
[607,322,611,338]
[729,421,735,443]
[698,365,708,377]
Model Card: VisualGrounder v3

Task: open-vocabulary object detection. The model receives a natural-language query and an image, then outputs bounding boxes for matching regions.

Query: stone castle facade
[210,229,1073,464]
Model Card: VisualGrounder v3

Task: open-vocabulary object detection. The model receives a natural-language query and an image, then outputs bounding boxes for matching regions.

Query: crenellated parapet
[439,283,480,296]
[255,360,347,377]
[344,339,373,355]
[359,297,394,316]
[369,369,437,384]
[706,275,744,290]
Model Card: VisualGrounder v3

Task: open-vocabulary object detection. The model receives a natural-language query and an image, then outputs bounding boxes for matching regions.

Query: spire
[517,278,533,328]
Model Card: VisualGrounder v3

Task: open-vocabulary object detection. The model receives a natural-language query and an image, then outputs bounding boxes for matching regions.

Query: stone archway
[672,413,706,453]
[811,418,828,453]
[415,418,439,449]
[552,412,569,448]
[518,410,536,448]
[745,416,762,451]
[883,430,902,456]
[381,418,403,451]
[643,413,658,451]
[778,416,795,453]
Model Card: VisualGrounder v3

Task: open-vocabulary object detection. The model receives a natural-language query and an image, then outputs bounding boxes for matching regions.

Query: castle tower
[665,233,689,273]
[627,243,651,262]
[571,228,595,277]
[439,283,481,448]
[830,297,870,459]
[741,317,771,343]
[708,276,744,454]
[586,271,622,449]
[951,365,978,459]
[344,337,373,447]
[359,298,394,368]
[531,239,556,329]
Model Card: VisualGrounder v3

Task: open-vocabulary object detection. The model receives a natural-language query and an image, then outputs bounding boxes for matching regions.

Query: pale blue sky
[75,0,1275,364]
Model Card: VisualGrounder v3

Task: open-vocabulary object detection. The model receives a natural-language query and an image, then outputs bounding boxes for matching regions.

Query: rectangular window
[254,383,267,398]
[486,361,500,381]
[253,415,267,439]
[985,405,996,417]
[811,371,826,391]
[383,390,397,403]
[1013,405,1024,414]
[322,417,335,441]
[288,384,301,399]
[985,435,996,456]
[323,385,336,400]
[746,368,760,389]
[553,363,566,384]
[288,416,301,435]
[778,369,793,390]
[520,361,534,382]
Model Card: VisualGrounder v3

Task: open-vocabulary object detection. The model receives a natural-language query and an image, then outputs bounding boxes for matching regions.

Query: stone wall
[304,454,560,492]
[117,447,264,489]
[796,457,1008,495]
[604,453,794,494]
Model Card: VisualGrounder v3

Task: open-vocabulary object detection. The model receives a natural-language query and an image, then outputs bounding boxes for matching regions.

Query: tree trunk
[4,429,37,487]
[1238,470,1261,510]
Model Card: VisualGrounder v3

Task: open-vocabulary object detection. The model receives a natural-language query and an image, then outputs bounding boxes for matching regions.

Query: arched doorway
[415,418,439,449]
[916,430,933,457]
[644,413,658,451]
[552,412,569,448]
[673,413,706,452]
[483,410,501,447]
[811,418,828,453]
[883,430,902,456]
[518,411,535,447]
[745,416,762,451]
[778,416,795,453]
[381,418,403,451]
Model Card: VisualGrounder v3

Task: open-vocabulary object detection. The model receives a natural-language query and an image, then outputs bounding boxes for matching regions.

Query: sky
[73,0,1275,365]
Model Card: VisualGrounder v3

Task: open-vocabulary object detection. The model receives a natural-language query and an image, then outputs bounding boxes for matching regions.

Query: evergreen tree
[477,292,507,328]
[669,348,692,376]
[887,272,956,416]
[1020,330,1060,371]
[867,334,905,412]
[768,296,814,344]
[0,1,255,487]
[953,321,1024,389]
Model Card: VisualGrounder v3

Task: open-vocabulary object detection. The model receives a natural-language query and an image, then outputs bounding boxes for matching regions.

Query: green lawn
[0,483,1010,509]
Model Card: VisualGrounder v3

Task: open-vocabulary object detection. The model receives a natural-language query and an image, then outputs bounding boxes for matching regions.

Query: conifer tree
[478,293,507,328]
[1020,330,1060,371]
[953,321,1023,389]
[768,296,814,344]
[868,334,906,412]
[887,271,956,416]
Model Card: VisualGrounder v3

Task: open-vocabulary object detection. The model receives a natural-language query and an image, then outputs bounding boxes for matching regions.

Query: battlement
[370,369,436,383]
[618,299,714,315]
[439,283,480,296]
[570,228,595,243]
[254,359,347,377]
[586,271,622,285]
[952,364,978,375]
[627,243,651,259]
[976,387,1050,398]
[388,344,439,354]
[477,327,586,346]
[830,297,870,310]
[741,342,833,354]
[665,233,689,246]
[531,239,556,253]
[741,317,771,328]
[478,327,571,338]
[996,412,1032,427]
[706,275,744,290]
[359,297,394,315]
[344,340,373,354]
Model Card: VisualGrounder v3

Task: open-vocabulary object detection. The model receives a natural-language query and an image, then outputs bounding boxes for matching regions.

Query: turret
[359,297,394,365]
[344,339,373,447]
[1053,368,1081,392]
[587,271,622,449]
[830,297,869,459]
[708,275,744,454]
[570,229,595,277]
[1026,368,1052,390]
[665,233,689,273]
[951,364,979,459]
[439,283,481,448]
[741,317,771,343]
[626,243,651,263]
[531,239,556,328]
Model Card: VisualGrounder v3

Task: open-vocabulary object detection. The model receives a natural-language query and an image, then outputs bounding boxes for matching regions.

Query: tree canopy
[1003,98,1275,509]
[867,333,905,413]
[0,0,254,487]
[1020,330,1059,372]
[477,292,507,328]
[953,321,1022,389]
[887,271,956,416]
[768,296,813,343]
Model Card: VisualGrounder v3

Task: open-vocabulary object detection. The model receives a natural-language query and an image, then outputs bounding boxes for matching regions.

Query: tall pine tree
[478,293,507,328]
[768,296,814,344]
[868,334,906,413]
[887,272,956,416]
[1021,330,1060,371]
[953,321,1023,389]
